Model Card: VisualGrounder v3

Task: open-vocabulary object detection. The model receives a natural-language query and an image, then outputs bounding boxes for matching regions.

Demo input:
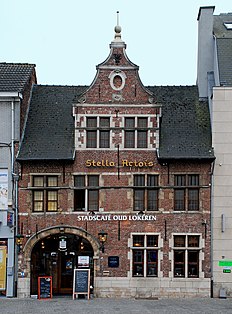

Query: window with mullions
[33,176,58,212]
[99,117,110,148]
[124,117,148,148]
[174,174,199,211]
[173,235,200,278]
[134,175,159,211]
[86,117,110,148]
[132,234,158,277]
[74,175,99,211]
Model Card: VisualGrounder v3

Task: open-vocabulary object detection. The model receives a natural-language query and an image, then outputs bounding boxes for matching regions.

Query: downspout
[11,100,15,177]
[210,159,215,298]
[11,98,20,297]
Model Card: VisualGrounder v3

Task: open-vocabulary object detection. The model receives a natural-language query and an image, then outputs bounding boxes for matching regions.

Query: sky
[1,0,232,86]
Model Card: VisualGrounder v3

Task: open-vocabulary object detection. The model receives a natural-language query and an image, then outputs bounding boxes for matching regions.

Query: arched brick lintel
[23,225,101,274]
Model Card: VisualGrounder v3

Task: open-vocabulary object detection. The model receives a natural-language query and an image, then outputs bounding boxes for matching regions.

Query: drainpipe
[11,100,15,176]
[210,159,215,298]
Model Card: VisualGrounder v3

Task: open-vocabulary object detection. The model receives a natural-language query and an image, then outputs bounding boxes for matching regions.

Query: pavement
[0,297,232,314]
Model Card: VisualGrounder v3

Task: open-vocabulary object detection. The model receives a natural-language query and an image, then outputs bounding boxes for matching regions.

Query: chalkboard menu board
[73,269,90,299]
[38,276,52,299]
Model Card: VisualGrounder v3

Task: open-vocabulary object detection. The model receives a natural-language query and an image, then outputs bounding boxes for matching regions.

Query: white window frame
[169,233,204,279]
[128,232,163,278]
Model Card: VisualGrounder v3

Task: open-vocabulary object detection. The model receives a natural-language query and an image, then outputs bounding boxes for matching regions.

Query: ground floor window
[173,234,200,278]
[132,234,159,277]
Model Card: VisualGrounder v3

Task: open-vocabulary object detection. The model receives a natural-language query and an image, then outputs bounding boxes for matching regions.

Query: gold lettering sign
[86,160,154,168]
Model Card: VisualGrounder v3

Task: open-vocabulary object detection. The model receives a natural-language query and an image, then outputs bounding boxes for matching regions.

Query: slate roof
[0,63,36,92]
[17,84,214,162]
[147,85,214,161]
[17,85,87,161]
[213,13,232,86]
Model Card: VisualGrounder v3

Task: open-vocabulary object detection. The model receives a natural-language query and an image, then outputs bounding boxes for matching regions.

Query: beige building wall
[212,87,232,297]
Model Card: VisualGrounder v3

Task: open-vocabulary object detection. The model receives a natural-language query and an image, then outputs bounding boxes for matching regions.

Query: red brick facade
[17,29,212,298]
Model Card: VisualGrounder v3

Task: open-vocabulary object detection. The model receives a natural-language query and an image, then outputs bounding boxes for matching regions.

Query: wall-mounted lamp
[16,234,24,252]
[16,234,24,246]
[98,230,108,253]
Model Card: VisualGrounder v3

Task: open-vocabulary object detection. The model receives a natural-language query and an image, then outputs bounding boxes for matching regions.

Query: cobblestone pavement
[0,297,232,314]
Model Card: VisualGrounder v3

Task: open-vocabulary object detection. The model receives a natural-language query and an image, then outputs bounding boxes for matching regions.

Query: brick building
[16,22,214,298]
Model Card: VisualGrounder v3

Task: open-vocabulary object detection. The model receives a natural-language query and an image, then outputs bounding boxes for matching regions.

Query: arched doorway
[28,227,98,296]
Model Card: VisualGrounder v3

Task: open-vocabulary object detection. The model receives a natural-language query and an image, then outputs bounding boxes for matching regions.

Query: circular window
[113,75,122,89]
[109,71,126,91]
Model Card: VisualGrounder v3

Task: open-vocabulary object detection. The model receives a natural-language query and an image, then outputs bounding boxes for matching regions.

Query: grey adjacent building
[0,63,36,297]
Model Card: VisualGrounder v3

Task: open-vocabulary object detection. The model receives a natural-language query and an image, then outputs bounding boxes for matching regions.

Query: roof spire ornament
[114,11,122,41]
[110,11,126,48]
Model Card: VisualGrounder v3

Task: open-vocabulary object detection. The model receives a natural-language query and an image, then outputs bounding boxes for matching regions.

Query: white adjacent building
[197,7,232,297]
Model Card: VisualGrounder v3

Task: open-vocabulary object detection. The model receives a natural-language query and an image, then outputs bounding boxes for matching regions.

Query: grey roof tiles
[17,84,214,162]
[0,63,36,92]
[17,85,87,161]
[214,13,232,86]
[148,85,214,161]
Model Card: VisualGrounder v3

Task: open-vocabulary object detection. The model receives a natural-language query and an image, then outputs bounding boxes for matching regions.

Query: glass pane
[74,190,85,211]
[147,250,158,276]
[188,251,199,277]
[33,202,43,212]
[33,191,43,211]
[47,191,58,212]
[188,236,199,247]
[188,175,199,186]
[87,117,97,127]
[74,176,85,187]
[33,176,44,187]
[47,201,57,211]
[147,235,158,247]
[174,250,185,277]
[132,250,144,276]
[88,190,99,210]
[174,235,186,247]
[137,118,147,128]
[125,118,135,128]
[133,235,144,247]
[48,191,57,201]
[174,175,186,186]
[88,175,99,187]
[147,190,158,211]
[47,176,57,187]
[100,131,110,148]
[125,131,135,148]
[134,190,144,210]
[188,189,199,211]
[147,175,158,186]
[87,131,97,148]
[100,117,110,127]
[137,131,147,148]
[134,175,145,186]
[174,189,185,210]
[34,191,43,201]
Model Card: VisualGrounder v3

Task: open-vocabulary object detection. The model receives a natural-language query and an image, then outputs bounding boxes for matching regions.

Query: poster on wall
[0,170,8,210]
[78,256,90,268]
[0,246,7,290]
